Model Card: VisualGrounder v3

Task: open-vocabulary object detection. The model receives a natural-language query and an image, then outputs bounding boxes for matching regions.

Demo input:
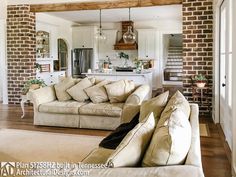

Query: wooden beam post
[30,0,182,12]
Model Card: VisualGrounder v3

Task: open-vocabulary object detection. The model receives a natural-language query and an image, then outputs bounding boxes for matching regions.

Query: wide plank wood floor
[0,103,231,177]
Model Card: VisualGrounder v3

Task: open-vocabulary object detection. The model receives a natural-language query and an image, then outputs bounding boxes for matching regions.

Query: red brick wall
[182,0,213,114]
[7,5,36,104]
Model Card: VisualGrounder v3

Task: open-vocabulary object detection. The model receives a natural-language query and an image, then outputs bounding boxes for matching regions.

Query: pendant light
[95,9,106,41]
[123,7,136,44]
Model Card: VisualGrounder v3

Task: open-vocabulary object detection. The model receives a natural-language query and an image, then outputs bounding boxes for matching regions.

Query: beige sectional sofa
[80,104,204,177]
[30,83,150,130]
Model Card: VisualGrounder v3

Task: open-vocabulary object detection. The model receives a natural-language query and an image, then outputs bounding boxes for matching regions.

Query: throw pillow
[105,80,135,103]
[67,77,94,102]
[157,90,190,127]
[139,91,169,123]
[54,77,75,101]
[99,112,140,149]
[106,112,155,167]
[142,109,192,166]
[84,80,110,103]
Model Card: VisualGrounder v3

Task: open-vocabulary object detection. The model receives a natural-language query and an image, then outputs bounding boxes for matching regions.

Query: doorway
[219,0,233,149]
[54,38,68,71]
[162,33,183,86]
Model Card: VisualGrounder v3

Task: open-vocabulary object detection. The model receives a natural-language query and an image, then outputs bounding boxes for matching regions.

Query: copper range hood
[114,21,138,50]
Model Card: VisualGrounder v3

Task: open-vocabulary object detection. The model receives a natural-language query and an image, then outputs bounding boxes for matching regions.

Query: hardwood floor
[0,103,232,177]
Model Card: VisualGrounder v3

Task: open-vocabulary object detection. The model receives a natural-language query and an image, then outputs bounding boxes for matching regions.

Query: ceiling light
[123,7,136,44]
[95,9,106,41]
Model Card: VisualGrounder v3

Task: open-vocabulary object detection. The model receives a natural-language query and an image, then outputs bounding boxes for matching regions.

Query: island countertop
[83,70,152,76]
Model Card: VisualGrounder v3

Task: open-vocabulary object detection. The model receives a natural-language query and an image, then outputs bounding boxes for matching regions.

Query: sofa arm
[121,85,149,123]
[121,104,140,124]
[125,85,150,105]
[29,86,56,109]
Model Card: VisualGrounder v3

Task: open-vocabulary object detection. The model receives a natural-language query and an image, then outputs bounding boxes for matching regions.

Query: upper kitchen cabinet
[72,26,97,48]
[36,22,58,61]
[137,29,158,60]
[98,29,117,59]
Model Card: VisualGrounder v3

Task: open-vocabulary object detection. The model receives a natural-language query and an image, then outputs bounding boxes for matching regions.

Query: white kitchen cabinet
[72,26,96,48]
[36,71,65,86]
[137,29,157,60]
[98,30,117,59]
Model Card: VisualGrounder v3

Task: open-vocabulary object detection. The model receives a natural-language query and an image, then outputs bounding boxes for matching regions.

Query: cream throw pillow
[139,91,169,123]
[85,80,110,103]
[106,112,155,167]
[142,110,192,166]
[54,77,75,101]
[105,80,135,103]
[158,90,190,126]
[67,77,94,102]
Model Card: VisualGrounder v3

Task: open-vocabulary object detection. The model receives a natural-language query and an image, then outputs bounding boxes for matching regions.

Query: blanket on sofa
[99,112,140,149]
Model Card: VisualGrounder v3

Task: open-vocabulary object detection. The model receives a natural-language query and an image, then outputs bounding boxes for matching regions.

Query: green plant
[119,52,129,60]
[133,58,143,68]
[22,79,46,94]
[193,74,207,82]
[34,63,41,70]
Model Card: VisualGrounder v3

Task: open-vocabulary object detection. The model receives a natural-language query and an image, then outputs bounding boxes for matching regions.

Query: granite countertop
[83,70,152,76]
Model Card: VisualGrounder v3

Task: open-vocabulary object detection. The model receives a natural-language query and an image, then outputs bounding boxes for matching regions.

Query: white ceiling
[45,5,182,23]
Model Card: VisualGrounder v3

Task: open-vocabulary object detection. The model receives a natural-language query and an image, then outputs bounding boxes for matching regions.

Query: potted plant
[133,58,143,73]
[119,52,129,68]
[194,74,207,88]
[22,79,46,95]
[34,63,41,73]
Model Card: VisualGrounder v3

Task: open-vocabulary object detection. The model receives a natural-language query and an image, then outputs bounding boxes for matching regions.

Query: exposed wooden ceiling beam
[30,0,182,12]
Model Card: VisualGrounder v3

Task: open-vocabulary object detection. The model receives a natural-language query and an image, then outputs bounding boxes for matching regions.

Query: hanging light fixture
[95,9,106,41]
[123,7,136,44]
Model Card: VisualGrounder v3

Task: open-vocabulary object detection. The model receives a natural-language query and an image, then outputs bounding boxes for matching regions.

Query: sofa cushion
[139,91,169,123]
[79,102,124,117]
[54,77,75,101]
[105,80,135,103]
[84,80,110,104]
[106,112,155,167]
[39,100,87,115]
[142,109,192,166]
[82,148,114,164]
[67,77,94,102]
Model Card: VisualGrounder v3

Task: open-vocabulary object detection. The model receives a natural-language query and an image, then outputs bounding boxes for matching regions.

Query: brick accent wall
[7,5,36,104]
[182,0,213,114]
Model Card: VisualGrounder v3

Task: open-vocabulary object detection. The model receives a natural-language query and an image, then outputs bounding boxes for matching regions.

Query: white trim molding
[232,0,236,175]
[212,0,223,123]
[0,19,8,104]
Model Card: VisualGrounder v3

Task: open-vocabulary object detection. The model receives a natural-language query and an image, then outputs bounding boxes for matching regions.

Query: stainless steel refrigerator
[71,48,93,78]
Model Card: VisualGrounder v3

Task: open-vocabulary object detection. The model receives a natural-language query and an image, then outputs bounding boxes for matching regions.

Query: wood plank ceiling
[30,0,182,12]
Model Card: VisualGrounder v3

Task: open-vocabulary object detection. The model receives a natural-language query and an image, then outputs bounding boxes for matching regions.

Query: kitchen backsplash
[97,50,138,68]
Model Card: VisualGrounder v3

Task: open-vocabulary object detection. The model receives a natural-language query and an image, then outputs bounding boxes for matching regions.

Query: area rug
[199,123,210,137]
[0,129,104,162]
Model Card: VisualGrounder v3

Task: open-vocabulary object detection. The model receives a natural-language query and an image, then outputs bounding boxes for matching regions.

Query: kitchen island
[84,71,153,98]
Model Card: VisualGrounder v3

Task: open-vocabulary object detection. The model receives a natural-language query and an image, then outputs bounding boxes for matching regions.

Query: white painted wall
[0,0,8,104]
[36,13,74,76]
[162,34,170,68]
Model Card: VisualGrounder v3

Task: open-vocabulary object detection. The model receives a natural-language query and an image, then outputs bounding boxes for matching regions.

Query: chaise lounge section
[81,104,204,177]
